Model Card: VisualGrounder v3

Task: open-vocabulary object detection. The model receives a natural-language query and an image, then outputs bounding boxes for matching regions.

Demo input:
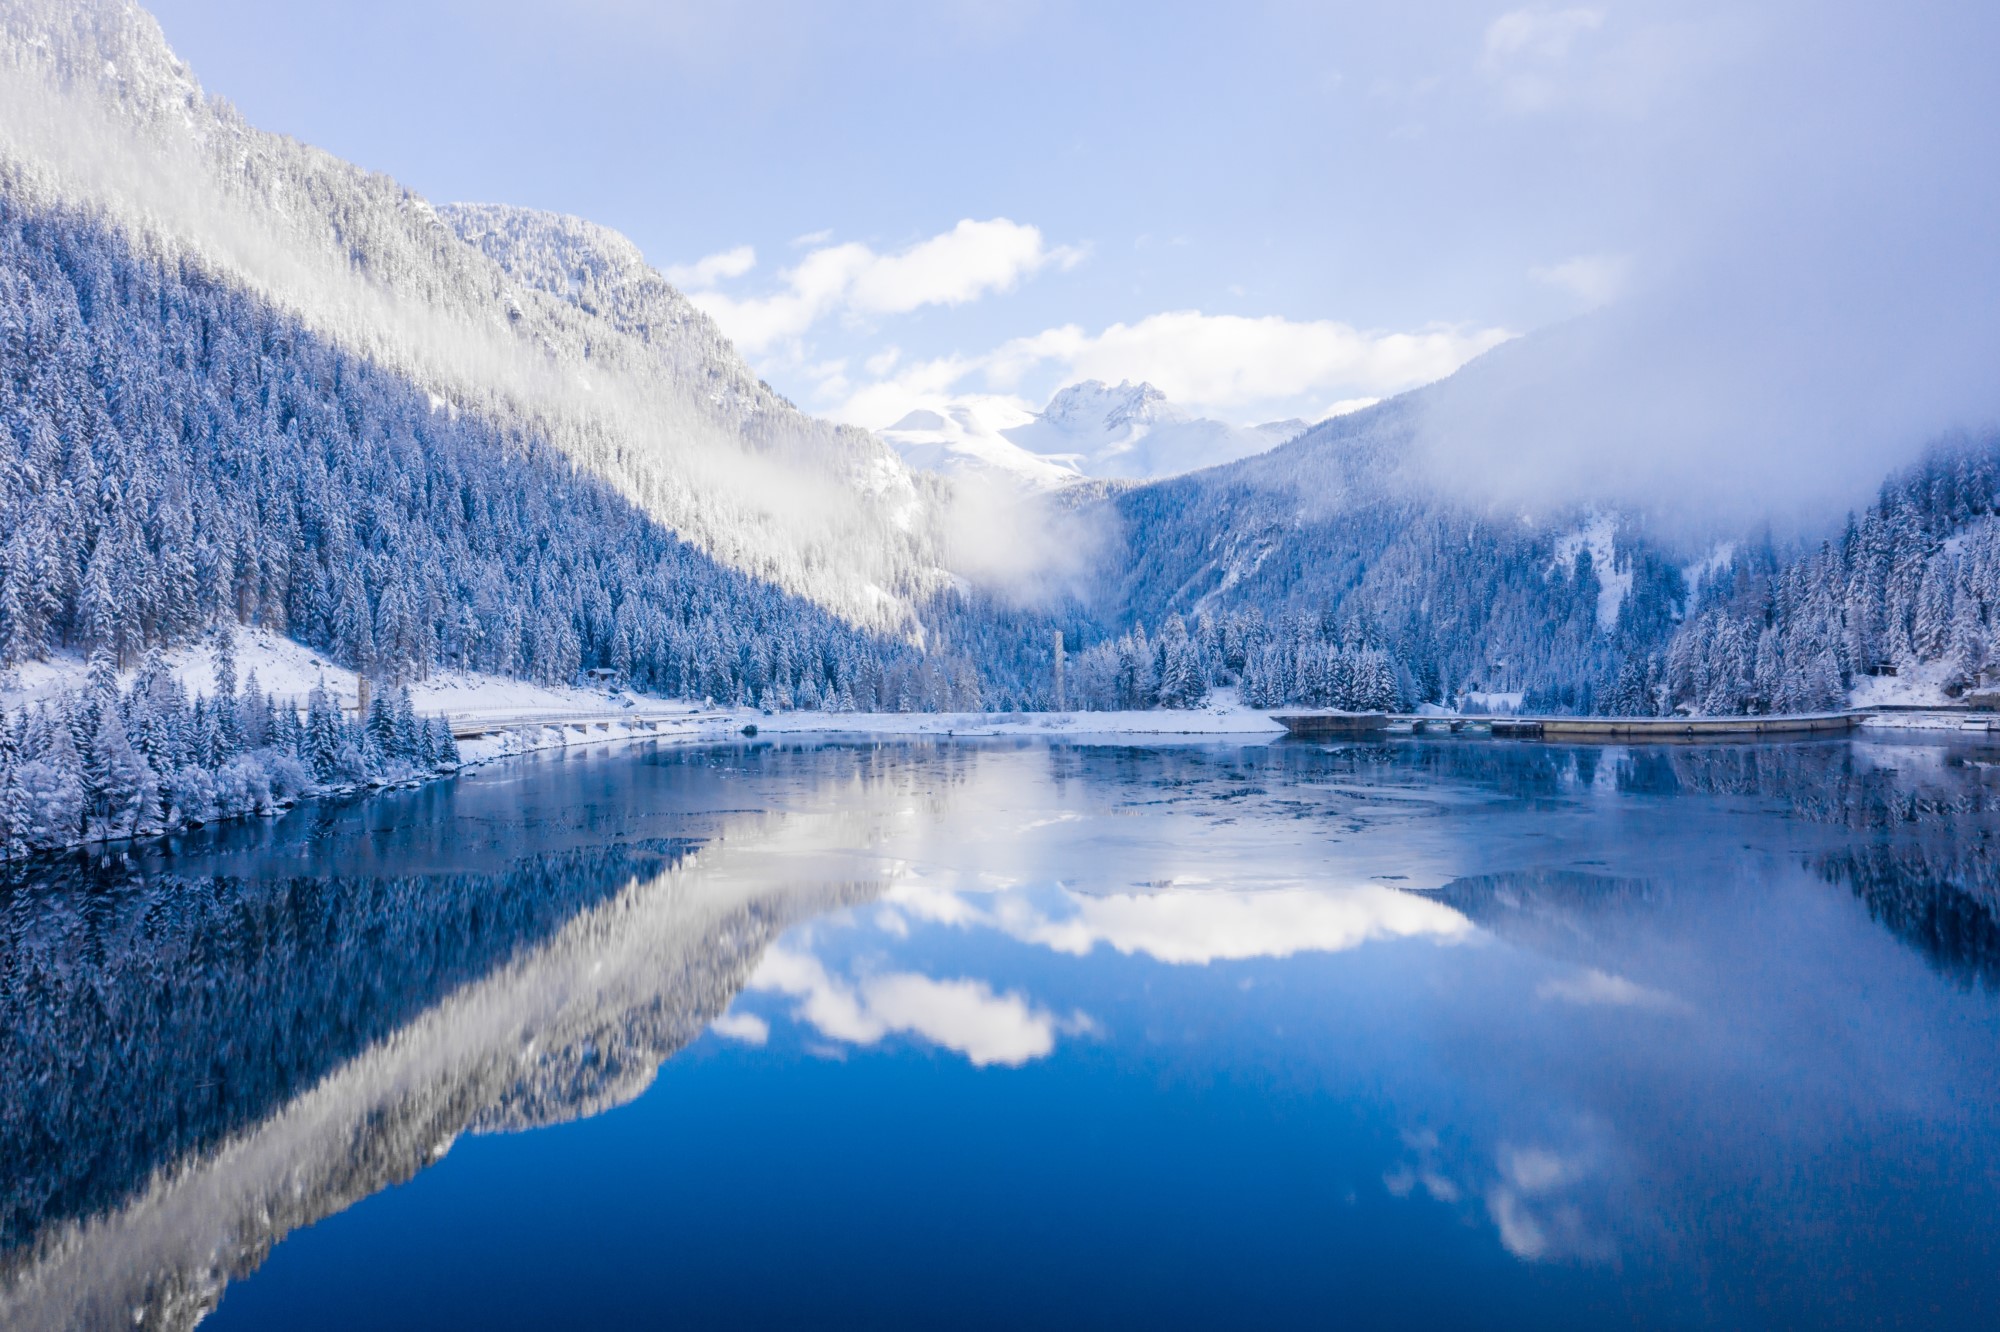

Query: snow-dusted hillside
[0,0,946,632]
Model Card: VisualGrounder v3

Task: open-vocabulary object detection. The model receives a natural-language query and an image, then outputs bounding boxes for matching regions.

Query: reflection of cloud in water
[1384,1124,1618,1266]
[1486,1143,1613,1263]
[749,946,1075,1067]
[1008,884,1472,964]
[887,880,1473,966]
[709,1011,770,1045]
[1535,968,1690,1014]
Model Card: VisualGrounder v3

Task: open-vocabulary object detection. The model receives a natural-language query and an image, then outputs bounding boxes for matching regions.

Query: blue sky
[142,0,2000,465]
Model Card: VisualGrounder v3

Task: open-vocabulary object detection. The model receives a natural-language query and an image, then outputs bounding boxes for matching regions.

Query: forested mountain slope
[0,0,946,631]
[1087,392,1691,708]
[0,178,951,710]
[1657,438,2000,715]
[1089,378,2000,716]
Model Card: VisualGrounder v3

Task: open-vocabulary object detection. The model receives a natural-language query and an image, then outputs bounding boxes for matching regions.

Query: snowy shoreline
[6,624,1992,867]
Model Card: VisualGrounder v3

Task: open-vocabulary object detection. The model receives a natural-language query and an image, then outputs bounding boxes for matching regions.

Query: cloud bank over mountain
[1409,0,2000,528]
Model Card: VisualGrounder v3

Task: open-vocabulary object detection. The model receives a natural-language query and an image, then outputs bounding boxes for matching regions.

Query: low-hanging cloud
[820,310,1511,437]
[1414,0,2000,535]
[986,312,1512,411]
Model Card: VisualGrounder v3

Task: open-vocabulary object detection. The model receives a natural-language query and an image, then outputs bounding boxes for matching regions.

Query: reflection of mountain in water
[0,841,688,1252]
[0,835,875,1331]
[1818,846,2000,989]
[1650,744,2000,987]
[1415,741,2000,987]
[1430,869,1661,963]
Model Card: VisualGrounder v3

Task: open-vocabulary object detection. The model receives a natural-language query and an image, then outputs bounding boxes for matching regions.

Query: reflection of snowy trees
[0,840,685,1252]
[0,830,861,1331]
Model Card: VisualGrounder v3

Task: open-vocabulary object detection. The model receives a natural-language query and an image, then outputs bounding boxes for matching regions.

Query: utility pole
[1053,630,1067,712]
[356,670,370,718]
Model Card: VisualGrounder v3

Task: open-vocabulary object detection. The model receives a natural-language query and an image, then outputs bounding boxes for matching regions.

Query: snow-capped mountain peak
[1006,382,1304,481]
[1041,380,1188,435]
[878,380,1310,490]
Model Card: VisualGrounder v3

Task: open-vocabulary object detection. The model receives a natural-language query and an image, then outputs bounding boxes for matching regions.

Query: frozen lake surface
[3,736,1998,1329]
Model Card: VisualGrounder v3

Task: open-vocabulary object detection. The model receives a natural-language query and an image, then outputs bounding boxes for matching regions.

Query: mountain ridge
[0,0,947,632]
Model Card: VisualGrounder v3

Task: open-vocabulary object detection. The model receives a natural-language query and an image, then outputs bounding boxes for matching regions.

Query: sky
[140,0,2000,501]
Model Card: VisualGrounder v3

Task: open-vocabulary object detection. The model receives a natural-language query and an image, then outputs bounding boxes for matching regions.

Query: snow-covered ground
[1460,691,1525,715]
[1848,660,1961,710]
[736,693,1288,742]
[10,624,1979,773]
[1,626,359,713]
[0,626,686,721]
[0,627,1287,772]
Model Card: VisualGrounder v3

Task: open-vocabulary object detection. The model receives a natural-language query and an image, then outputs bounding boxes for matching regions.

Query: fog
[1410,0,2000,535]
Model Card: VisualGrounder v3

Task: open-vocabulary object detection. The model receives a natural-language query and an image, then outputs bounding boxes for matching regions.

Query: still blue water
[3,737,1998,1329]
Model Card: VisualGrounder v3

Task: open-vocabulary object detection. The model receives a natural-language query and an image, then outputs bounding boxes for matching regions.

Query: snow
[1939,515,1998,558]
[736,692,1288,742]
[1551,512,1630,631]
[3,628,1288,778]
[878,396,1080,491]
[1682,542,1736,609]
[1461,691,1525,715]
[1,626,365,713]
[1848,659,1964,710]
[1003,380,1305,481]
[881,381,1306,488]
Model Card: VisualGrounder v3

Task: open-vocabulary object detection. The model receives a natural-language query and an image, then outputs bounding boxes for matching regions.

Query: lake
[3,736,1998,1330]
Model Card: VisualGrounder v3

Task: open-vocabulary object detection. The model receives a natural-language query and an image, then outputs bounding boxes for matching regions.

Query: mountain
[879,398,1082,491]
[1004,380,1307,481]
[879,381,1306,491]
[0,0,947,634]
[0,0,995,731]
[3,0,1996,731]
[1075,389,1664,705]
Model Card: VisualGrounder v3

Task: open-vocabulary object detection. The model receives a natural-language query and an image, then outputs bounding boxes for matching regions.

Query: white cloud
[826,311,1508,429]
[1485,7,1605,64]
[708,1010,770,1045]
[1530,253,1630,306]
[684,219,1081,355]
[862,973,1059,1067]
[1484,1142,1612,1262]
[663,243,757,290]
[822,352,986,425]
[850,218,1084,314]
[990,311,1511,409]
[1482,7,1605,111]
[747,945,1069,1067]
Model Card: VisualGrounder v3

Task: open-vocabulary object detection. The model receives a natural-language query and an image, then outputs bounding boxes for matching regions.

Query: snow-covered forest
[0,180,974,708]
[1638,441,2000,716]
[0,629,459,856]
